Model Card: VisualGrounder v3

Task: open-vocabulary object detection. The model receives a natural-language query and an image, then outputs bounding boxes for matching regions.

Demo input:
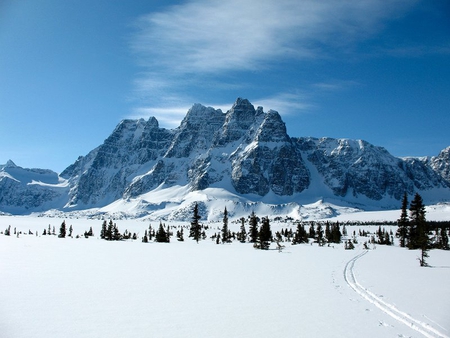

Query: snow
[1,215,449,338]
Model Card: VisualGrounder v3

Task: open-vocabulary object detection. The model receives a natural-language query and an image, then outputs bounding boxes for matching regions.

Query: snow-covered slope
[0,160,68,213]
[1,98,449,219]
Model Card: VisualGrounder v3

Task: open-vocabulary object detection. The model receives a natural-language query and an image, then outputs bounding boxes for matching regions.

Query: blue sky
[1,0,449,173]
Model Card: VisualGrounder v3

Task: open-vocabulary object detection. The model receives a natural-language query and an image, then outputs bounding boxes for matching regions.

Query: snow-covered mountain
[1,98,449,220]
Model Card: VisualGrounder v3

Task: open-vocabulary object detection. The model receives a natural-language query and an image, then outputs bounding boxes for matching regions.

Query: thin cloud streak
[129,0,419,119]
[131,0,417,75]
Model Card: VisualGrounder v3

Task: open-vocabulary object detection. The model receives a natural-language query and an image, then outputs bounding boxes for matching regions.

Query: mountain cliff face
[1,98,449,217]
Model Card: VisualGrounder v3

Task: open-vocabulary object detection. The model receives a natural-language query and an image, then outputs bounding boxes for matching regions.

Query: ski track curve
[344,250,449,338]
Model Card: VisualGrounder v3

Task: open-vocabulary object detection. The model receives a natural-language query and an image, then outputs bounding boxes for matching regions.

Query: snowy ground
[0,215,449,338]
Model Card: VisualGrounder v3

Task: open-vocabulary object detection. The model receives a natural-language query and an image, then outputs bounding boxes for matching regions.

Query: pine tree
[166,225,171,243]
[113,223,121,241]
[409,193,431,266]
[100,220,107,239]
[441,228,449,250]
[330,222,342,243]
[308,223,315,239]
[190,203,202,243]
[238,218,247,243]
[142,230,149,243]
[221,207,230,243]
[156,222,168,242]
[58,220,66,238]
[325,222,331,242]
[176,228,184,242]
[248,212,259,243]
[106,220,114,241]
[68,225,73,237]
[396,192,409,247]
[292,222,308,244]
[257,217,272,250]
[316,223,324,246]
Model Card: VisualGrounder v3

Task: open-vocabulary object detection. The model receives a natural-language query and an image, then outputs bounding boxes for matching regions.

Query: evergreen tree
[166,225,171,243]
[68,225,73,237]
[308,223,315,239]
[221,207,230,243]
[345,239,355,250]
[248,212,259,243]
[409,193,431,266]
[106,220,114,241]
[148,225,154,241]
[190,203,202,243]
[176,228,184,242]
[325,222,331,242]
[257,217,272,250]
[396,192,409,247]
[330,222,342,243]
[156,222,168,242]
[142,230,149,243]
[316,223,324,246]
[58,220,66,238]
[113,223,121,241]
[100,220,107,239]
[441,228,449,250]
[238,218,247,243]
[292,222,308,244]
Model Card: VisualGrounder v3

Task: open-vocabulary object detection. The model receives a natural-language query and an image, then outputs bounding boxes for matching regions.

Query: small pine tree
[113,224,121,241]
[58,220,66,238]
[142,230,149,243]
[316,224,324,246]
[221,207,230,244]
[330,222,342,243]
[248,212,259,243]
[308,223,315,239]
[325,222,331,242]
[155,223,168,243]
[441,228,449,250]
[106,220,114,241]
[100,220,107,239]
[292,222,308,245]
[166,225,171,243]
[396,192,409,247]
[68,225,73,237]
[345,240,355,250]
[239,218,247,243]
[257,217,272,250]
[176,228,184,242]
[190,203,202,243]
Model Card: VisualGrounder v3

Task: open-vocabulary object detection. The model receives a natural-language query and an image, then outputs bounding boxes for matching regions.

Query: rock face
[1,98,449,215]
[0,160,68,213]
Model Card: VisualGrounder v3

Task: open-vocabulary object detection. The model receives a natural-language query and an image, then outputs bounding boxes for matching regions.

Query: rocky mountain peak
[254,109,290,143]
[1,98,449,216]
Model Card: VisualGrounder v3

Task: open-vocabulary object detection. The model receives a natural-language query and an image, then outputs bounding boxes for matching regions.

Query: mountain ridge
[1,98,449,220]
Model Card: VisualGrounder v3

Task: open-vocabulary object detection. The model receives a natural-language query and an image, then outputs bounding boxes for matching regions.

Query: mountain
[1,98,449,220]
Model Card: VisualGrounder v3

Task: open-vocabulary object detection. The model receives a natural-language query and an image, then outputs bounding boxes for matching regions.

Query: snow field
[0,216,449,338]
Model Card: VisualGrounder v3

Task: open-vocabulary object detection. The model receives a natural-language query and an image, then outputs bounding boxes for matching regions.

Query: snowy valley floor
[0,216,449,338]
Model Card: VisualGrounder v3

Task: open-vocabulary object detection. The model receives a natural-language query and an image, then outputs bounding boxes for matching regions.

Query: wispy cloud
[131,0,416,74]
[254,92,315,116]
[129,0,418,118]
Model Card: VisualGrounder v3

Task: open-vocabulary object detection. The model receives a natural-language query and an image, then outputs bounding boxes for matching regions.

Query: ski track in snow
[344,250,449,338]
